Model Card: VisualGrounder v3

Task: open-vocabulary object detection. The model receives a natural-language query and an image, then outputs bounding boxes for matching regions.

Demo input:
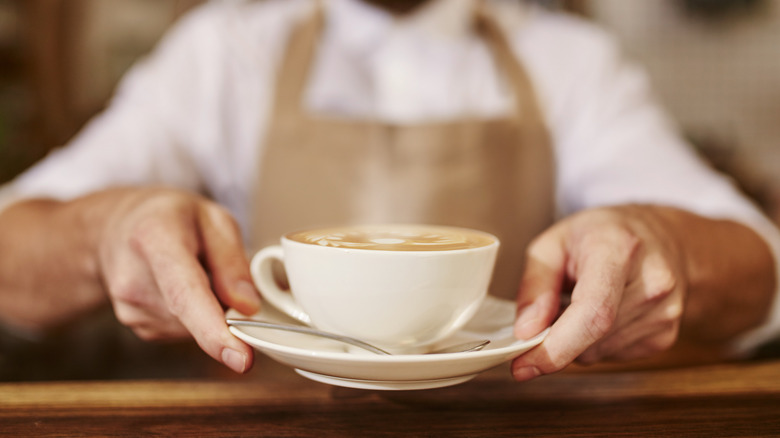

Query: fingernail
[222,348,249,373]
[235,280,261,309]
[513,366,541,382]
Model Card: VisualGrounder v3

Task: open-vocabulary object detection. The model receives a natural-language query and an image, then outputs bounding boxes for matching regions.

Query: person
[0,0,778,381]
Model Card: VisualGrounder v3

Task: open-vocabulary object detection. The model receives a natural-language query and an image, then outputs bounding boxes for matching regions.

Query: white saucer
[227,296,548,391]
[295,370,478,390]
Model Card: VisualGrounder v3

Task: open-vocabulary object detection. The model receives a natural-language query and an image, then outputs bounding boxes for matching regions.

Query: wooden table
[1,355,778,437]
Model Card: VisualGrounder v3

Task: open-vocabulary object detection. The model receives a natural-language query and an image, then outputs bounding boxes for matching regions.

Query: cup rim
[281,224,499,253]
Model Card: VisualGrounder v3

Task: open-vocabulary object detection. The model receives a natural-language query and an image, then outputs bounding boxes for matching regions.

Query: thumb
[198,202,261,316]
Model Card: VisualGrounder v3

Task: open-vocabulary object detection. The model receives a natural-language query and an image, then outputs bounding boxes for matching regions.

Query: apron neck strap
[273,0,539,124]
[273,2,325,118]
[473,3,544,125]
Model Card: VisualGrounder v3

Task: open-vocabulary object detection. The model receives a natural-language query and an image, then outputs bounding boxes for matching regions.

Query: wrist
[652,205,775,342]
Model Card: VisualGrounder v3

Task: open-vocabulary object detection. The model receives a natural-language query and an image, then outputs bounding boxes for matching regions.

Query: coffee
[286,224,495,252]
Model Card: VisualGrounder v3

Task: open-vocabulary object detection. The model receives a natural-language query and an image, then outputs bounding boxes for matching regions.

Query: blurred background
[0,0,203,184]
[0,0,778,215]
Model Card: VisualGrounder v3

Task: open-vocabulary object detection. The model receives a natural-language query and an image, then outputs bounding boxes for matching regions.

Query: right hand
[92,187,261,373]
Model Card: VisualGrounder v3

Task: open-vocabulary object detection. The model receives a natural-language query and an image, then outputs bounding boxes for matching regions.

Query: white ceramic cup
[250,224,499,353]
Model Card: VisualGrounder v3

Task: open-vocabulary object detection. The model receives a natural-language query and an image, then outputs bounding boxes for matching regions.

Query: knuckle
[128,217,165,254]
[135,328,163,342]
[112,307,161,342]
[645,326,679,352]
[110,278,151,309]
[579,223,641,266]
[644,258,679,302]
[128,194,200,256]
[163,284,191,318]
[204,202,237,227]
[649,273,677,302]
[610,226,642,261]
[663,302,684,323]
[137,323,188,342]
[585,302,617,342]
[145,189,191,209]
[112,306,138,328]
[135,326,181,342]
[200,204,244,251]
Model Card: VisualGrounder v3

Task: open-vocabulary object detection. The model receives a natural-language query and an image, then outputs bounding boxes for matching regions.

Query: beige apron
[251,4,555,299]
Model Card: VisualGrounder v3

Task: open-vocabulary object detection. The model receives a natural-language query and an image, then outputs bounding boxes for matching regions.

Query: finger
[579,254,680,362]
[512,230,637,381]
[198,202,260,315]
[609,251,679,333]
[104,245,184,336]
[579,295,681,363]
[598,326,679,363]
[113,302,190,341]
[514,230,566,339]
[137,221,254,374]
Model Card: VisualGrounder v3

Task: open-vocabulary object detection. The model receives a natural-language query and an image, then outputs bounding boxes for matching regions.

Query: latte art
[287,225,495,251]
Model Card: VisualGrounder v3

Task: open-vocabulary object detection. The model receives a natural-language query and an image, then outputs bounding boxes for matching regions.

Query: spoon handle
[226,319,392,355]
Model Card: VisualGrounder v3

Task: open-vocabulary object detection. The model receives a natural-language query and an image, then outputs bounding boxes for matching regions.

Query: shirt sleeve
[2,4,221,207]
[514,10,780,353]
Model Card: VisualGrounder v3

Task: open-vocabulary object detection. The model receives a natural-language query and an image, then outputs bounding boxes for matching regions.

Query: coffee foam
[287,225,494,251]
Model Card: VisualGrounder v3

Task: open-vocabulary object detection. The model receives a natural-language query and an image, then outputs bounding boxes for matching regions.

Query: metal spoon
[226,318,490,355]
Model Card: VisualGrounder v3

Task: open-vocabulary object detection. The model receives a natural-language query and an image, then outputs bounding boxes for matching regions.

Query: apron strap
[474,4,547,128]
[272,0,545,128]
[271,2,325,120]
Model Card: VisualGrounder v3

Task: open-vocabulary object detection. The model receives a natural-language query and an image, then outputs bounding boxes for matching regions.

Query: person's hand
[94,187,261,373]
[511,205,687,381]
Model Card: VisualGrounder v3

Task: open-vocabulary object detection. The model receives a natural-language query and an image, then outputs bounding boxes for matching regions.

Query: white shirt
[2,0,779,350]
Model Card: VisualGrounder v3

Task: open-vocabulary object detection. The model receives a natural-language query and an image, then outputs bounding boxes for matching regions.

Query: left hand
[511,205,687,381]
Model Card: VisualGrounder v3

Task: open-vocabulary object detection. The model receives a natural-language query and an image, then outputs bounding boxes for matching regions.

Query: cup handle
[250,245,312,325]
